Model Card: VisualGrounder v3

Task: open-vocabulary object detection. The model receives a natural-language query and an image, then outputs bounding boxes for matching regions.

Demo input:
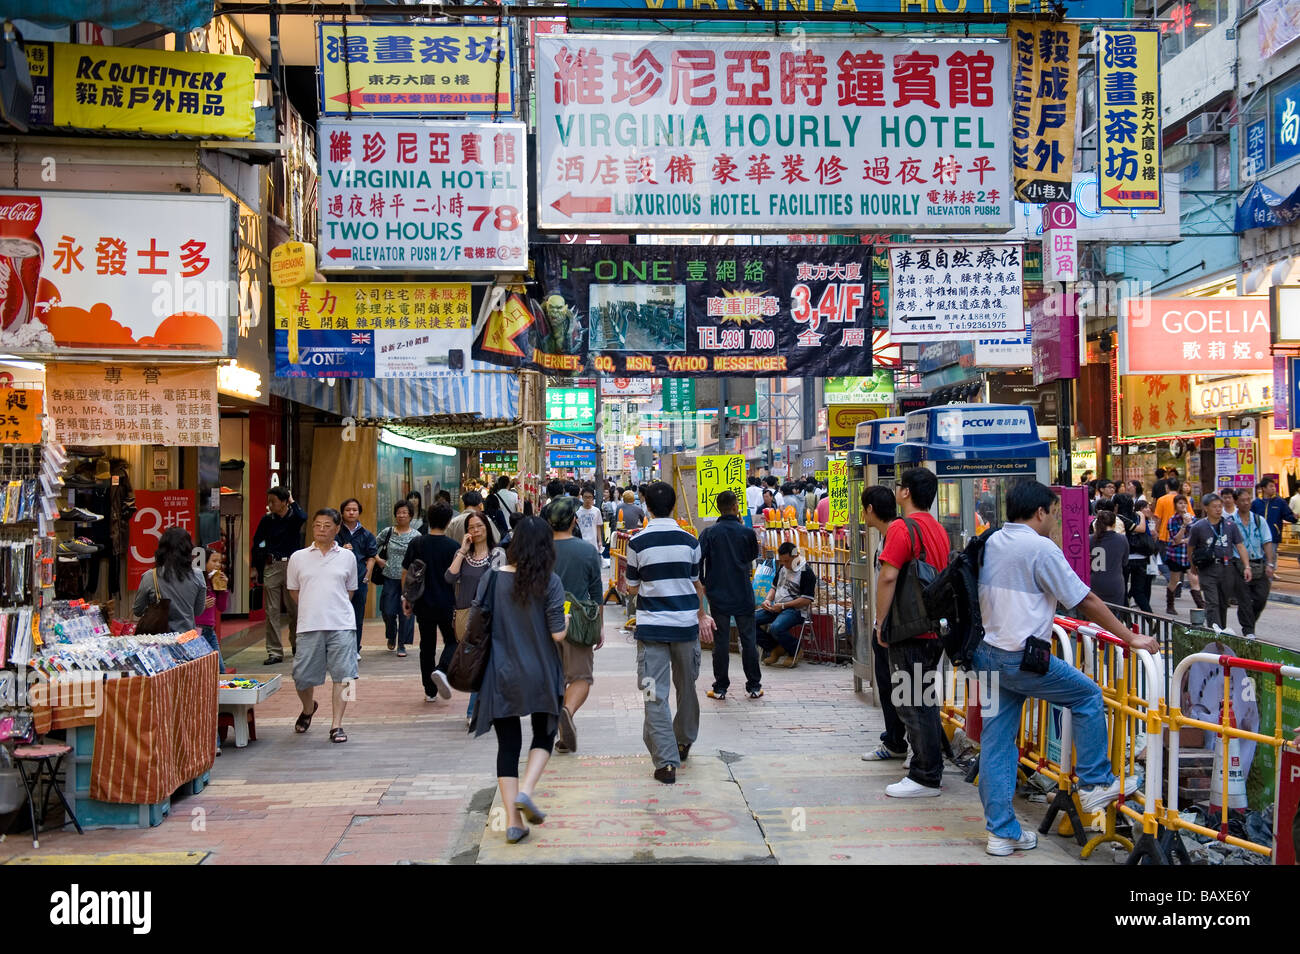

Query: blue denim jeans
[973,641,1114,839]
[201,625,225,674]
[755,608,803,655]
[381,577,414,647]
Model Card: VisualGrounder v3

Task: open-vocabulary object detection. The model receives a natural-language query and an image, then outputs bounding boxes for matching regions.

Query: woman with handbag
[445,510,504,723]
[470,516,567,845]
[1126,498,1157,612]
[133,527,208,635]
[375,501,420,656]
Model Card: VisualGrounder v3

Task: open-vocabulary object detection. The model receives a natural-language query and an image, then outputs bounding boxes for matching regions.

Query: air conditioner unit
[1182,112,1228,144]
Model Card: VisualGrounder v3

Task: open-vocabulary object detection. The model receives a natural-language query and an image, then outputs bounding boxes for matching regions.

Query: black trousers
[415,608,456,697]
[492,714,556,777]
[1127,562,1153,613]
[873,634,907,753]
[886,638,946,788]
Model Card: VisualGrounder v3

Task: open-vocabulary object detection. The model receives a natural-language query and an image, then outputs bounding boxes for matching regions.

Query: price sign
[696,454,745,519]
[128,490,197,591]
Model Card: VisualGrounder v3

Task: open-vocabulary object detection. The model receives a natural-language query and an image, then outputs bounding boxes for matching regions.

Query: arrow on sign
[549,193,613,218]
[329,87,368,109]
[326,248,352,260]
[898,314,937,324]
[1104,185,1158,204]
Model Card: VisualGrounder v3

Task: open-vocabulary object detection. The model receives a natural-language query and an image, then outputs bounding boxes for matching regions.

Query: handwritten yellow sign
[696,454,745,520]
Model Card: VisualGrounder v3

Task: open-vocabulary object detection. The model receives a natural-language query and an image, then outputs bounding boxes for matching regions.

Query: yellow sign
[270,242,316,288]
[696,454,745,520]
[1096,28,1163,211]
[828,459,849,528]
[0,386,43,444]
[1010,21,1079,204]
[317,23,514,116]
[35,43,255,138]
[829,404,883,452]
[274,283,471,331]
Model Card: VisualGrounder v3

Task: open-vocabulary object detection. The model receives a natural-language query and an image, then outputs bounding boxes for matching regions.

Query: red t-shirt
[880,513,951,641]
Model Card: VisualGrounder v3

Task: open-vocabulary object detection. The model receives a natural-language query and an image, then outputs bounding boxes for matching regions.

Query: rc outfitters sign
[535,35,1013,232]
[1120,298,1271,375]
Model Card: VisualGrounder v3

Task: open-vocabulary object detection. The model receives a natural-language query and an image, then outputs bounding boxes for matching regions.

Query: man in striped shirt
[624,481,715,785]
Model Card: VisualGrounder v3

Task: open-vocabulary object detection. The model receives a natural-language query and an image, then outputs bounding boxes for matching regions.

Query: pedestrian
[859,485,908,763]
[286,508,359,743]
[483,491,510,538]
[761,488,778,514]
[407,492,425,533]
[471,515,568,844]
[1127,498,1158,613]
[700,490,762,701]
[874,467,950,797]
[133,526,208,636]
[1229,487,1275,640]
[492,474,518,514]
[616,489,644,530]
[402,503,461,704]
[545,497,604,752]
[251,485,307,665]
[1164,495,1193,614]
[781,483,805,524]
[1129,480,1147,508]
[1091,479,1117,514]
[1154,470,1180,552]
[974,481,1158,856]
[1079,470,1094,487]
[623,481,713,785]
[1189,493,1252,632]
[445,510,505,650]
[756,542,817,668]
[576,486,604,552]
[375,500,420,656]
[1251,477,1297,550]
[745,476,764,516]
[196,543,229,673]
[447,490,486,543]
[337,497,378,659]
[1089,510,1128,606]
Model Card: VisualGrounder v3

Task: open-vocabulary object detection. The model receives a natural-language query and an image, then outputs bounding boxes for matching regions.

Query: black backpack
[922,529,997,670]
[883,517,939,644]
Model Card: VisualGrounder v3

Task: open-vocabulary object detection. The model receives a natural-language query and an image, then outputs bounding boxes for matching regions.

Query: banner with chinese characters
[1096,28,1163,211]
[547,387,597,431]
[1120,298,1270,375]
[1216,430,1258,490]
[662,378,696,412]
[829,404,884,451]
[273,283,472,378]
[828,458,849,527]
[0,191,235,356]
[1009,21,1079,204]
[0,387,41,444]
[824,371,894,404]
[318,119,526,272]
[473,245,872,377]
[887,244,1025,341]
[128,490,198,590]
[24,42,254,138]
[1119,374,1196,439]
[317,22,514,116]
[696,454,745,519]
[536,35,1012,232]
[47,363,219,447]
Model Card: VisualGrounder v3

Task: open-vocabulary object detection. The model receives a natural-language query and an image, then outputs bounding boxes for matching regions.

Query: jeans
[636,640,700,770]
[973,641,1114,839]
[351,583,368,651]
[1233,560,1270,635]
[415,607,455,699]
[381,578,414,647]
[1199,562,1231,629]
[709,609,760,694]
[872,634,907,753]
[201,624,225,674]
[886,638,945,787]
[755,608,803,656]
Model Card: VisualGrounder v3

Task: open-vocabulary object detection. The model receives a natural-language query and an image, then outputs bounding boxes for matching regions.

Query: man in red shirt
[876,467,951,798]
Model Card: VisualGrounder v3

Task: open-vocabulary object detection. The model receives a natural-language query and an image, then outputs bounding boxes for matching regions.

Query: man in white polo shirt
[287,507,359,743]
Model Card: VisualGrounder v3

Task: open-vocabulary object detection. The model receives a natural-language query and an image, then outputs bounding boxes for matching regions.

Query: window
[1159,0,1230,58]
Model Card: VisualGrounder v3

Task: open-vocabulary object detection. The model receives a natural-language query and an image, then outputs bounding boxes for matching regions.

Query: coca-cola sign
[0,201,40,223]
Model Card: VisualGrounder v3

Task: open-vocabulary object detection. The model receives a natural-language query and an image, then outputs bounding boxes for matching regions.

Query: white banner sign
[973,330,1032,367]
[318,119,527,272]
[536,35,1013,232]
[888,244,1025,341]
[600,377,653,397]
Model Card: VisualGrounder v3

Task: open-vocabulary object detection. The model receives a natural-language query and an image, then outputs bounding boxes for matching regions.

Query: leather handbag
[402,557,426,604]
[135,570,172,635]
[449,568,497,693]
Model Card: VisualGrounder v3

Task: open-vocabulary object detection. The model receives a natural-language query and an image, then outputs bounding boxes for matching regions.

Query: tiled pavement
[0,601,1100,865]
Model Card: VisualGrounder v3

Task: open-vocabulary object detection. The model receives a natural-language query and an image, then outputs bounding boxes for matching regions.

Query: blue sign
[1275,77,1300,167]
[561,0,1124,14]
[547,431,598,450]
[1247,119,1268,179]
[275,330,374,378]
[1235,180,1300,232]
[549,450,597,469]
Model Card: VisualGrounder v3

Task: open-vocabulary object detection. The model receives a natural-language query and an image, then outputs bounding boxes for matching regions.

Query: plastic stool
[3,743,82,848]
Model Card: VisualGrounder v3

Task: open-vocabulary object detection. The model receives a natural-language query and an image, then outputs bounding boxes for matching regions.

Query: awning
[1236,180,1300,232]
[5,0,215,31]
[271,366,518,422]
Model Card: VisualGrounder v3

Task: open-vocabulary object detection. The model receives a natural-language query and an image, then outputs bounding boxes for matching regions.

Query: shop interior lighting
[0,355,44,371]
[379,428,457,457]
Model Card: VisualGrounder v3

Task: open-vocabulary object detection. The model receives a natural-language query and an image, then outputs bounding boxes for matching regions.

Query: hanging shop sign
[559,0,1125,11]
[829,404,884,451]
[1041,202,1077,283]
[1215,430,1258,489]
[475,245,873,377]
[0,386,41,443]
[1270,284,1300,345]
[270,241,316,288]
[696,453,745,519]
[888,243,1024,341]
[828,458,850,526]
[547,387,597,431]
[318,119,526,272]
[662,377,696,413]
[1095,28,1163,212]
[549,450,598,469]
[22,42,255,138]
[273,283,471,379]
[1274,356,1289,425]
[1119,374,1196,439]
[970,330,1033,368]
[824,371,894,405]
[47,363,219,448]
[548,431,597,449]
[1120,298,1271,375]
[535,35,1013,232]
[128,490,198,590]
[1030,291,1080,386]
[0,191,235,356]
[481,451,519,472]
[1190,374,1274,417]
[1009,21,1079,204]
[317,22,514,116]
[600,377,652,397]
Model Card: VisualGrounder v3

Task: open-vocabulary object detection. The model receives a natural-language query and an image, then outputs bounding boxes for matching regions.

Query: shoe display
[57,540,97,556]
[59,506,103,522]
[1078,775,1140,814]
[885,777,942,798]
[986,830,1038,856]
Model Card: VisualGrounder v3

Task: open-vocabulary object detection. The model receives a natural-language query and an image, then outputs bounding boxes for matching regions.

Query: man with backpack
[875,467,950,798]
[975,481,1158,856]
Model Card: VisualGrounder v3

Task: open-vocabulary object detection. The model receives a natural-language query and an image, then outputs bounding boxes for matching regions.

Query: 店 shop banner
[318,119,527,272]
[1009,21,1079,204]
[474,245,873,377]
[536,35,1012,232]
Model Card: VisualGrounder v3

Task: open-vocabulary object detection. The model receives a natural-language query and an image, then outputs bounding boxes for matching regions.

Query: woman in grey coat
[470,516,567,845]
[133,526,209,634]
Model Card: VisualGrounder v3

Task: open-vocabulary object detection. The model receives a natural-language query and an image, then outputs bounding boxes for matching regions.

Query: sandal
[329,727,348,743]
[294,701,319,734]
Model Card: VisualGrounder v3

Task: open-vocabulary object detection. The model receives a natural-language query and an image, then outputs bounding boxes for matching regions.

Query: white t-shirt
[495,488,518,513]
[978,522,1091,652]
[286,542,359,633]
[576,505,603,551]
[745,485,764,514]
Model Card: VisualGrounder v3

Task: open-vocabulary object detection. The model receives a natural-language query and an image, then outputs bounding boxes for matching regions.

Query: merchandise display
[33,600,213,676]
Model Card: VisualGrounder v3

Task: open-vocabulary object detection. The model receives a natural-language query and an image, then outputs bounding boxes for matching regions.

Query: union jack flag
[351,333,370,345]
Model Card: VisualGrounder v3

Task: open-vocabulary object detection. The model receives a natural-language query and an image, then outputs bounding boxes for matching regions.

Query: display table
[218,675,282,748]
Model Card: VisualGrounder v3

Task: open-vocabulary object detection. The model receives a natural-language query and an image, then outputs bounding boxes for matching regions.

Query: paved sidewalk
[0,606,1100,865]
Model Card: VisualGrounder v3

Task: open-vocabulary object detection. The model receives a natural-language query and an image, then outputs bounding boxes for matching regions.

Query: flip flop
[329,727,348,743]
[294,700,319,733]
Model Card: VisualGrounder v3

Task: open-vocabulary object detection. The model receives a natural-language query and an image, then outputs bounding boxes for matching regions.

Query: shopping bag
[752,559,776,605]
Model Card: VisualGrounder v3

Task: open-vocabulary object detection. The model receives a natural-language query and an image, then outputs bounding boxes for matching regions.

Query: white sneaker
[1078,775,1140,814]
[431,669,452,699]
[986,830,1038,856]
[1245,633,1257,642]
[424,694,437,703]
[356,651,362,660]
[885,777,941,798]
